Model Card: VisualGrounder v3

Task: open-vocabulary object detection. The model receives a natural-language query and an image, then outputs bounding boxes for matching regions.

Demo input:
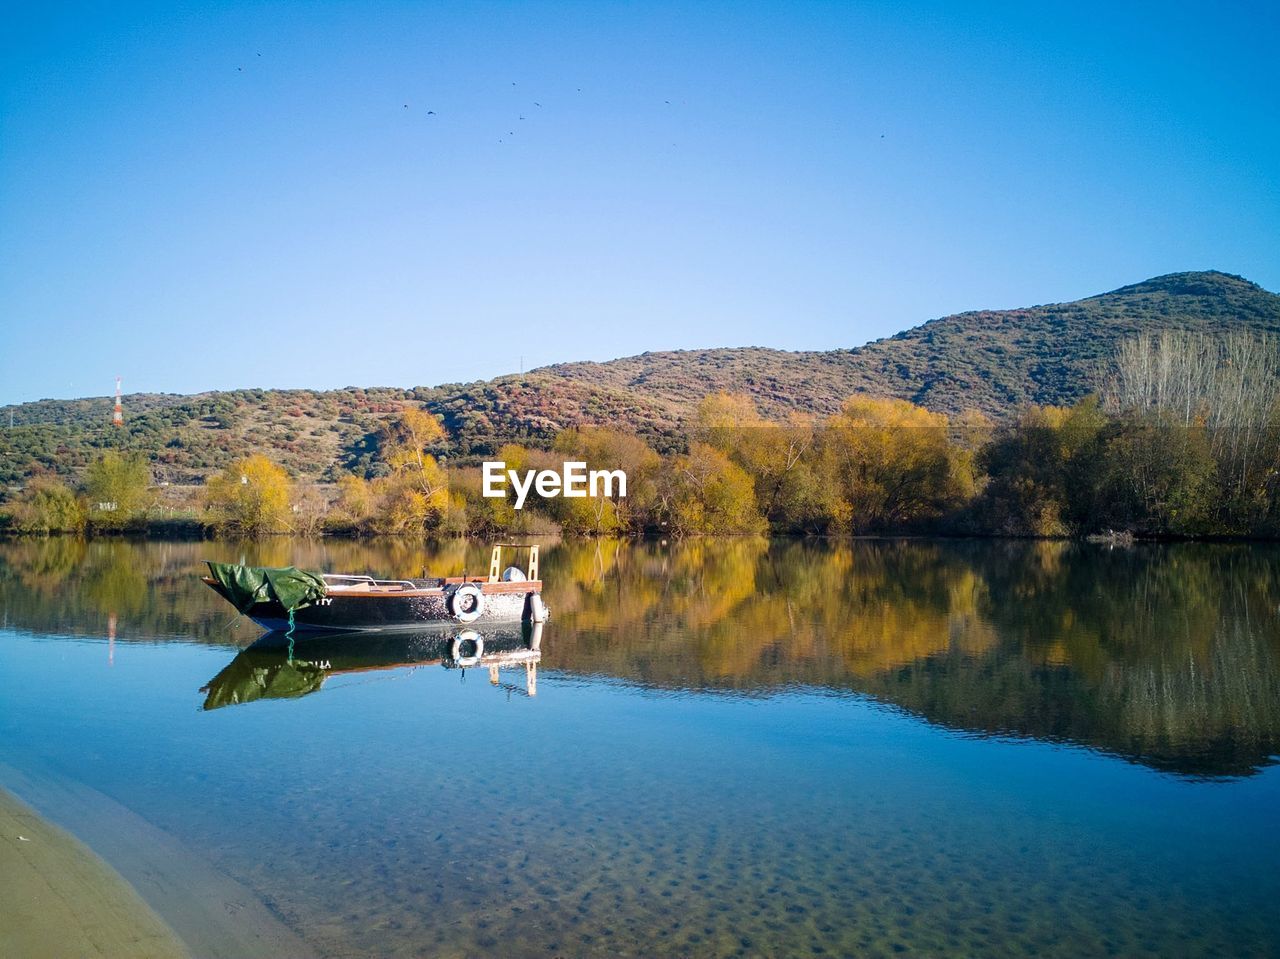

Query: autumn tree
[819,397,974,533]
[977,400,1108,536]
[383,407,447,487]
[334,474,375,528]
[337,406,450,534]
[695,394,819,530]
[462,443,546,535]
[205,455,294,535]
[662,442,765,536]
[552,427,662,534]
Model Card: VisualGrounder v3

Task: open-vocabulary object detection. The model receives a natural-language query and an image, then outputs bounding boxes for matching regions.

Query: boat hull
[205,580,542,632]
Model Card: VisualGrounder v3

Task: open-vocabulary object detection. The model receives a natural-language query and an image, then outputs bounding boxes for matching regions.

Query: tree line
[4,332,1277,538]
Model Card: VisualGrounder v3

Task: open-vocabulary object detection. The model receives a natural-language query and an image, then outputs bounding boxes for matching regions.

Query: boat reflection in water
[200,622,544,710]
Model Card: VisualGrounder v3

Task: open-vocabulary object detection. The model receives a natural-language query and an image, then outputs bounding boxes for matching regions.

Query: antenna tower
[112,377,123,427]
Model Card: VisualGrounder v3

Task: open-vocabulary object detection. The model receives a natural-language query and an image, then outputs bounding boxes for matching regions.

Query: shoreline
[0,763,316,959]
[0,786,190,959]
[2,525,1279,544]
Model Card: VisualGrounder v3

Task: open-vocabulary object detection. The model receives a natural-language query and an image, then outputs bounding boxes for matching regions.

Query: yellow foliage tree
[695,393,762,449]
[205,455,294,535]
[665,442,766,536]
[821,397,974,532]
[696,393,818,528]
[482,443,537,531]
[339,406,450,535]
[335,474,374,526]
[552,427,662,534]
[382,406,446,480]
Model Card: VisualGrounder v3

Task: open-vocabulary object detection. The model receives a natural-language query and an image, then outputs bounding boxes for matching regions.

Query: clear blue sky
[2,0,1276,405]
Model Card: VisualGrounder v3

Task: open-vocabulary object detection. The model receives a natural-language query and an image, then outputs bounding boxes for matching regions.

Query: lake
[1,537,1278,957]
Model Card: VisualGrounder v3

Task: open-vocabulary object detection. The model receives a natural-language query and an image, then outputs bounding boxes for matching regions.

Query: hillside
[538,271,1280,415]
[2,271,1277,485]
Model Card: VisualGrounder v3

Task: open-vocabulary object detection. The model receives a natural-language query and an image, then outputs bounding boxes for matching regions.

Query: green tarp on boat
[206,562,328,613]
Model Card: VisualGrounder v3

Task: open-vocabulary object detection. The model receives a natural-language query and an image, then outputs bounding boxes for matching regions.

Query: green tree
[1098,413,1217,535]
[84,452,152,530]
[976,400,1109,536]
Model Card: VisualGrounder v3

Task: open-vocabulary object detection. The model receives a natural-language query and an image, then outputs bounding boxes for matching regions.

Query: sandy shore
[1,787,190,958]
[0,764,317,959]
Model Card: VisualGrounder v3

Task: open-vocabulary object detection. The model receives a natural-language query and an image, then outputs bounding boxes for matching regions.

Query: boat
[202,543,550,633]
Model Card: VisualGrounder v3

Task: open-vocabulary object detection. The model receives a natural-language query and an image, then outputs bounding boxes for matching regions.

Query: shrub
[5,477,87,534]
[205,455,294,535]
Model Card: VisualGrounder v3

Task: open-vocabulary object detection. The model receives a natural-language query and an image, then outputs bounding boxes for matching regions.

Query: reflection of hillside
[541,541,999,686]
[541,540,1280,778]
[1,537,1277,777]
[859,615,1280,778]
[0,537,229,640]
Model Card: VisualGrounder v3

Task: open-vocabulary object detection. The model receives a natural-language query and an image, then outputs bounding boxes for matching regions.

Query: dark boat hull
[206,581,541,632]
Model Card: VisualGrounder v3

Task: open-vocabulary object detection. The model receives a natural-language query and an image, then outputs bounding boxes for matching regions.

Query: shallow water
[1,537,1278,957]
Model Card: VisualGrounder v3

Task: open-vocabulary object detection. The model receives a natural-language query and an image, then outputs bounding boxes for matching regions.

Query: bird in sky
[534,102,541,107]
[427,110,436,115]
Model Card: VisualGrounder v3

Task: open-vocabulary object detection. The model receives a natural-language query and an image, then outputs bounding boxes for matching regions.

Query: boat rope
[285,607,297,663]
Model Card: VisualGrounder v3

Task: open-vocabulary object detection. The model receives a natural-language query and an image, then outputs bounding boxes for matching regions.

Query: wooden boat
[202,544,549,633]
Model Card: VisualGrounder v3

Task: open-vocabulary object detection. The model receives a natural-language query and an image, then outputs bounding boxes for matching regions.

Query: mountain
[534,270,1280,417]
[2,271,1277,484]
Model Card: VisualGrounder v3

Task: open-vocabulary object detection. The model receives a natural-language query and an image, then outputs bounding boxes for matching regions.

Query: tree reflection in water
[1,536,1276,777]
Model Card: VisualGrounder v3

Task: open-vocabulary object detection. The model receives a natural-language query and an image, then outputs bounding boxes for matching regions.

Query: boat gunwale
[200,575,541,600]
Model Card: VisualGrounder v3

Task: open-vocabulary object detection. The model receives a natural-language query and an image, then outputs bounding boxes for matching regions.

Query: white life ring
[448,583,486,623]
[450,630,484,666]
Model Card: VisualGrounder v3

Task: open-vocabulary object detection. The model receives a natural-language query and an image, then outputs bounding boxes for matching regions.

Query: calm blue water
[1,538,1278,957]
